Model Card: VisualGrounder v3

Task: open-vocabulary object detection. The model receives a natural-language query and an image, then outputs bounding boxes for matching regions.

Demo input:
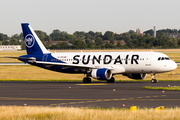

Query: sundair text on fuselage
[72,55,140,65]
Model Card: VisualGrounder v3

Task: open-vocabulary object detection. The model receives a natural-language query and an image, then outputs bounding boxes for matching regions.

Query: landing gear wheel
[107,77,115,83]
[83,77,91,83]
[151,79,157,83]
[151,73,157,83]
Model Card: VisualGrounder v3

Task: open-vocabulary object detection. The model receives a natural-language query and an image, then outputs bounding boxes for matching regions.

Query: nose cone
[171,61,177,70]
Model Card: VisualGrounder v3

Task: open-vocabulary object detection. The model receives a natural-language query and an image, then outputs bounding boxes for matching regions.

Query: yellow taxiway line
[75,83,108,85]
[0,97,97,101]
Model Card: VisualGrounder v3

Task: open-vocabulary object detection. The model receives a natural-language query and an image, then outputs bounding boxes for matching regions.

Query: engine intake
[91,68,112,80]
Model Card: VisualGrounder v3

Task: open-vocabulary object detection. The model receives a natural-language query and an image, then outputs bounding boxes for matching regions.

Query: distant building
[91,40,95,43]
[166,33,180,38]
[119,40,126,45]
[0,45,21,51]
[136,28,141,35]
[103,40,126,45]
[103,40,110,45]
[43,41,72,46]
[114,40,118,45]
[136,28,145,36]
[52,41,60,45]
[61,41,72,46]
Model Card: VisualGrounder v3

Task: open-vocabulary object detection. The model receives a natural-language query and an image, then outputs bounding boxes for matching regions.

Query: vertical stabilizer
[21,23,50,55]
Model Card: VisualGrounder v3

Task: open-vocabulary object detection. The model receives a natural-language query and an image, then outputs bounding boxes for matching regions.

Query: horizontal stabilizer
[4,56,36,63]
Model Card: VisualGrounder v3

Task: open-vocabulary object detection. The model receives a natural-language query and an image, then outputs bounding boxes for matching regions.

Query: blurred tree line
[0,28,180,50]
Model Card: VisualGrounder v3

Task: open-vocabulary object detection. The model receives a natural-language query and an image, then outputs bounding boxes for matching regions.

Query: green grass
[0,65,179,81]
[163,53,180,62]
[142,86,180,91]
[1,106,180,120]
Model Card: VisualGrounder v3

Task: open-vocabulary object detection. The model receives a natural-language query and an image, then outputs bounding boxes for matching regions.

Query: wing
[4,56,115,70]
[4,56,92,68]
[36,61,92,69]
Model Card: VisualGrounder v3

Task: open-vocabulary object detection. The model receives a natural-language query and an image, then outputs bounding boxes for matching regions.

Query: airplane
[9,23,177,83]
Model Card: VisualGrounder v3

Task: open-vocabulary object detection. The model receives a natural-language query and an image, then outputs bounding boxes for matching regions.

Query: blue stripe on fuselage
[19,54,84,74]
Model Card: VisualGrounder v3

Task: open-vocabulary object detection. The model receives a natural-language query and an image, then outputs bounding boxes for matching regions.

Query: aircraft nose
[171,61,177,70]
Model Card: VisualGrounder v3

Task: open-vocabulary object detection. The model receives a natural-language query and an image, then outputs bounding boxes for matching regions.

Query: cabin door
[145,54,151,66]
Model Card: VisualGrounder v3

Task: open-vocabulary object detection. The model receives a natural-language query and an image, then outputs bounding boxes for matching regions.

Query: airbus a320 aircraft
[12,23,177,83]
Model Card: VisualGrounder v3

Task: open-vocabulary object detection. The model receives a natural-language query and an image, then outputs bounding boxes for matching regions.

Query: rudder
[21,23,50,55]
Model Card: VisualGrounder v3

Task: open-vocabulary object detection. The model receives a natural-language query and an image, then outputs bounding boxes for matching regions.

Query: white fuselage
[50,51,177,74]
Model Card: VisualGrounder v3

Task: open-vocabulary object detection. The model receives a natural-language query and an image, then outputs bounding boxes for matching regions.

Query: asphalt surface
[0,81,180,108]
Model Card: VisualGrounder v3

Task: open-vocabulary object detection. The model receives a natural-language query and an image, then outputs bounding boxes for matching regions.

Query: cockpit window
[158,57,170,61]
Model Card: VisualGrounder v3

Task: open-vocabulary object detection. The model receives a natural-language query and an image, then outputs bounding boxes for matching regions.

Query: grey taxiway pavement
[0,81,180,108]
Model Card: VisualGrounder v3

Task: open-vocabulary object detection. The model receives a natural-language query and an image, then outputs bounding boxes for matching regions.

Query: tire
[107,77,115,83]
[83,77,91,83]
[151,79,157,83]
[83,78,88,83]
[87,78,92,83]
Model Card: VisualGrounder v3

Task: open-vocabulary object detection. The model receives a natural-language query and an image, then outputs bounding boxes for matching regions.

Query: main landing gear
[151,73,157,83]
[106,77,115,83]
[83,77,92,83]
[83,76,115,83]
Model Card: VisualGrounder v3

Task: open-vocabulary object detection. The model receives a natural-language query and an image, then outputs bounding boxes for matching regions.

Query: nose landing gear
[151,73,157,83]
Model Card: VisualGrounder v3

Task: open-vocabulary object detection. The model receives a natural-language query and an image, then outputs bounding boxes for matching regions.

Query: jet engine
[91,68,112,80]
[123,73,147,80]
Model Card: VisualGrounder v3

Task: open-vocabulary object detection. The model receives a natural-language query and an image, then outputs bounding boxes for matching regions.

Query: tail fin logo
[25,34,35,48]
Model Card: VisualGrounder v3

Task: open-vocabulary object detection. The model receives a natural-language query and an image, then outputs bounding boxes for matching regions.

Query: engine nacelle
[124,73,147,80]
[91,68,112,80]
